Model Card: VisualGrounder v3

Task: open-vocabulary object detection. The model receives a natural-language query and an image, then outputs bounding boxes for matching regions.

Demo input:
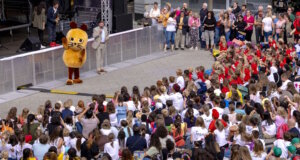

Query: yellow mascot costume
[62,22,88,85]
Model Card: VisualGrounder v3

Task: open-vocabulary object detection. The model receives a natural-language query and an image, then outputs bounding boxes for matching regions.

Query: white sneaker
[189,47,194,50]
[41,45,46,49]
[195,47,198,50]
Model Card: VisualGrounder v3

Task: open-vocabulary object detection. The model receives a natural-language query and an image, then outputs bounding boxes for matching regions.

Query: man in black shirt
[199,3,208,48]
[126,124,147,153]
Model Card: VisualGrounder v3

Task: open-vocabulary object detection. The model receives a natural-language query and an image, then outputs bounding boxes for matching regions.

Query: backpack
[276,123,289,139]
[197,82,207,95]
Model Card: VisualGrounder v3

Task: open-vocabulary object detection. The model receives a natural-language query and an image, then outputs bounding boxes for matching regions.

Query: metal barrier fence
[0,25,164,95]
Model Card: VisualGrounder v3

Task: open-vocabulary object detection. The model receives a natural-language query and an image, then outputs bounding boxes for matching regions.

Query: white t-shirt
[176,76,185,90]
[212,107,224,118]
[149,8,160,18]
[273,139,291,159]
[126,101,141,111]
[104,141,120,160]
[280,79,291,91]
[234,134,247,146]
[181,108,199,120]
[166,92,184,112]
[69,138,85,156]
[16,143,32,159]
[109,113,118,126]
[262,17,273,32]
[166,17,176,32]
[191,126,208,142]
[201,113,212,129]
[250,151,267,160]
[214,129,227,147]
[261,120,276,136]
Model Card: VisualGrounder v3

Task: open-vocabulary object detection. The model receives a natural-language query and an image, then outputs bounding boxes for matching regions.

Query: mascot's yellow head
[66,22,88,51]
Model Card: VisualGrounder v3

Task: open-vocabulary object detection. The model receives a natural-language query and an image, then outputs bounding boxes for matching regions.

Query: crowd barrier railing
[0,25,164,95]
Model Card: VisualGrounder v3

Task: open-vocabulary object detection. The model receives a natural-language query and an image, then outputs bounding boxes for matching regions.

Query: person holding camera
[77,103,99,139]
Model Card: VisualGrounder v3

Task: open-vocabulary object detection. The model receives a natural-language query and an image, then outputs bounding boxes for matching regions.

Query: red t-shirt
[237,77,243,85]
[294,19,300,35]
[221,86,229,94]
[208,119,228,132]
[269,40,277,50]
[244,68,251,82]
[256,49,261,57]
[197,71,205,82]
[251,63,258,75]
[219,42,227,51]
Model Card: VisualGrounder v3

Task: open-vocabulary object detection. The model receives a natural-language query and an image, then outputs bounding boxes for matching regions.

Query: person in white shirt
[279,72,291,91]
[261,112,276,138]
[176,69,185,90]
[251,140,267,160]
[149,2,160,25]
[164,12,177,52]
[166,83,184,112]
[190,117,208,144]
[272,137,291,159]
[214,119,227,160]
[262,12,274,42]
[212,98,224,118]
[104,133,120,160]
[201,104,212,128]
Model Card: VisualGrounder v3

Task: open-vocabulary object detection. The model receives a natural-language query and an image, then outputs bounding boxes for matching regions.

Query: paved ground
[0,49,214,117]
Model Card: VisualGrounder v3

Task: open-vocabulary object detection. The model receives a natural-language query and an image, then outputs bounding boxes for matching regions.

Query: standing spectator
[267,5,273,16]
[204,11,216,50]
[175,11,188,50]
[284,13,294,44]
[228,7,236,23]
[287,7,295,22]
[199,3,208,49]
[33,1,46,48]
[254,10,264,43]
[275,13,286,40]
[149,2,160,25]
[215,11,224,46]
[182,3,189,16]
[92,21,109,74]
[262,13,274,42]
[232,2,241,17]
[223,12,231,42]
[243,10,254,42]
[47,0,59,47]
[233,15,247,41]
[188,13,200,50]
[159,8,170,49]
[165,12,176,52]
[126,124,147,153]
[241,4,247,17]
[291,12,300,43]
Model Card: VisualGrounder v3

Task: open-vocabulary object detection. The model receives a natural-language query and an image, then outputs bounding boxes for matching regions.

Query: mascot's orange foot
[66,79,74,85]
[73,79,83,84]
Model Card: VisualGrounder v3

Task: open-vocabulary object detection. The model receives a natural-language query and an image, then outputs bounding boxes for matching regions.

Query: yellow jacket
[159,13,170,27]
[226,89,243,104]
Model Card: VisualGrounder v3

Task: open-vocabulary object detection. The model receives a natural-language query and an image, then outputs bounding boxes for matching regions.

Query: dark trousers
[47,24,56,43]
[245,30,253,41]
[38,29,44,44]
[68,67,80,79]
[255,27,264,43]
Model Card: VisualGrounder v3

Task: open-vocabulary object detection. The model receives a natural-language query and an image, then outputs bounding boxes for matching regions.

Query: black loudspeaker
[19,37,41,52]
[113,13,133,33]
[113,0,127,15]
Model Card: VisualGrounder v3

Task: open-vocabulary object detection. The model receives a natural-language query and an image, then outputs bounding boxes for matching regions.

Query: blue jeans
[214,27,220,46]
[47,24,56,43]
[225,31,231,42]
[166,31,175,47]
[264,31,272,42]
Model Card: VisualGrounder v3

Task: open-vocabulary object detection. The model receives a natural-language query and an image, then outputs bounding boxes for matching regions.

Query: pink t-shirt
[276,19,286,34]
[243,15,254,31]
[275,115,286,128]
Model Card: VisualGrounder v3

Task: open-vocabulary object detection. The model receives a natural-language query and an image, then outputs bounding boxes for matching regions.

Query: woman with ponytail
[104,133,120,160]
[81,131,99,159]
[22,114,39,143]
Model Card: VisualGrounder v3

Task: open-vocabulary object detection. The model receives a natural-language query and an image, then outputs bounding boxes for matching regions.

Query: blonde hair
[195,117,205,128]
[277,107,287,118]
[293,94,300,105]
[176,69,183,76]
